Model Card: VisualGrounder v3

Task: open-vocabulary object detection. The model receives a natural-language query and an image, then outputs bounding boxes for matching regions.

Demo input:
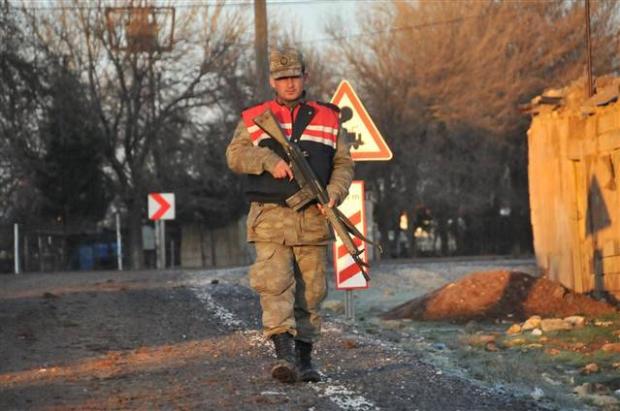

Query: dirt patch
[382,270,617,322]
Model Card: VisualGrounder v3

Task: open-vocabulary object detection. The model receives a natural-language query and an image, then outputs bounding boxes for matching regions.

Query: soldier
[226,48,354,383]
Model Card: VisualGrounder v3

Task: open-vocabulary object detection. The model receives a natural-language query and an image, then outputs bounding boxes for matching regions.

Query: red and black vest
[241,99,340,204]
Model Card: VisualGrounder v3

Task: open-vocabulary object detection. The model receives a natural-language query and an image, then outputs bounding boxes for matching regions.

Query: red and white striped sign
[148,193,175,220]
[333,181,368,290]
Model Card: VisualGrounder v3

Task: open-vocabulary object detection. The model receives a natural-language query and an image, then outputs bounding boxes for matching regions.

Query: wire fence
[0,223,124,274]
[0,219,253,274]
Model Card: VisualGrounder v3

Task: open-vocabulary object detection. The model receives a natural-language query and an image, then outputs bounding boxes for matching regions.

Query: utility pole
[254,0,270,100]
[585,0,593,97]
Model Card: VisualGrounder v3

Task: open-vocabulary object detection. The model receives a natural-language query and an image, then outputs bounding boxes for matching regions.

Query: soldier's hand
[271,160,294,180]
[317,198,336,215]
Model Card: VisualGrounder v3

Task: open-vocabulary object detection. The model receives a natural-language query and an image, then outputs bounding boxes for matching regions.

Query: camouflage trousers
[249,241,328,343]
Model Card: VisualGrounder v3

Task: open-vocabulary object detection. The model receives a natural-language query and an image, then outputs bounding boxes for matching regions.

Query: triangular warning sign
[331,80,393,161]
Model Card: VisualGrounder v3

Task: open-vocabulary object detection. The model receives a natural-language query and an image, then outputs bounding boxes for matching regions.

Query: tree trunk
[127,199,144,270]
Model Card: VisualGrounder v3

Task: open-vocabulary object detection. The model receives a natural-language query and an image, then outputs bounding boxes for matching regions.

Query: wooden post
[254,0,270,100]
[585,0,594,97]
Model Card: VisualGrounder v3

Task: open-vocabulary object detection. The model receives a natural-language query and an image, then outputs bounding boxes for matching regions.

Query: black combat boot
[295,340,321,382]
[270,333,298,383]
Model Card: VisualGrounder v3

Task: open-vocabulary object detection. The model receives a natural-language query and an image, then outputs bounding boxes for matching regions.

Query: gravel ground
[0,261,548,410]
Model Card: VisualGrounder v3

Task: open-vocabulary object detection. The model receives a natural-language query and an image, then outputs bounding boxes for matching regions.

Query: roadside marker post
[332,181,368,320]
[148,193,175,269]
[331,81,392,321]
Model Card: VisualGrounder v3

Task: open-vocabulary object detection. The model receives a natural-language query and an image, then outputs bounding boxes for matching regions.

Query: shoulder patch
[316,101,340,113]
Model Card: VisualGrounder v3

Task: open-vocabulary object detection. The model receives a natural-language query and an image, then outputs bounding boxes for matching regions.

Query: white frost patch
[530,387,545,401]
[313,378,379,411]
[190,284,245,329]
[260,391,285,396]
[322,323,345,334]
[245,330,271,349]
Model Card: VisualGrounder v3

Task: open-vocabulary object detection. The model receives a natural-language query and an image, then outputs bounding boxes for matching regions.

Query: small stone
[531,328,543,336]
[522,315,542,331]
[210,279,219,284]
[432,343,447,351]
[462,334,496,347]
[601,343,620,353]
[545,348,561,356]
[571,342,586,351]
[574,383,594,396]
[503,338,526,348]
[341,339,358,349]
[594,320,613,327]
[564,316,586,328]
[506,324,522,335]
[581,363,600,375]
[541,318,572,332]
[485,342,499,352]
[541,373,561,386]
[612,362,620,369]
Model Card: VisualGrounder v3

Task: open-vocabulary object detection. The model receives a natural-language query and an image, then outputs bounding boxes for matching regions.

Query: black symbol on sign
[340,106,363,149]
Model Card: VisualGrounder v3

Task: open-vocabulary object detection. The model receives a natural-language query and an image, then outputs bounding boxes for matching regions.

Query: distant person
[226,48,354,383]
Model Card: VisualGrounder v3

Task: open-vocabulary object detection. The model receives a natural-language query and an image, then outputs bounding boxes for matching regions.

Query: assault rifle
[253,109,381,281]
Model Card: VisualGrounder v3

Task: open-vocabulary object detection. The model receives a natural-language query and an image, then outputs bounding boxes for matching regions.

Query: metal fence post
[116,212,123,271]
[161,220,166,268]
[14,223,20,274]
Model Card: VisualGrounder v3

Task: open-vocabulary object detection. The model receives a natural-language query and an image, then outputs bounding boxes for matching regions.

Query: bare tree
[0,3,49,222]
[328,0,620,255]
[22,1,252,268]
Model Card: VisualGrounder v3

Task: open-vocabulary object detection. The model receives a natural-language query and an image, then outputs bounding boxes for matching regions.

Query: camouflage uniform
[226,118,354,342]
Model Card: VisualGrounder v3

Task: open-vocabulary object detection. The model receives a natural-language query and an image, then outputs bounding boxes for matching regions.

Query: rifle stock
[253,109,376,281]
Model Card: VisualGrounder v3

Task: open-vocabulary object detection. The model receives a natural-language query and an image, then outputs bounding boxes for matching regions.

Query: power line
[11,0,388,10]
[9,0,540,45]
[303,15,478,44]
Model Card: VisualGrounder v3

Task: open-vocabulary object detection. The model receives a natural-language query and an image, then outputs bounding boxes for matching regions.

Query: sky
[265,0,364,43]
[18,0,380,43]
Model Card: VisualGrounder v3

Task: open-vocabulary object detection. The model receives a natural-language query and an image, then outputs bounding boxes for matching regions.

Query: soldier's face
[270,74,306,102]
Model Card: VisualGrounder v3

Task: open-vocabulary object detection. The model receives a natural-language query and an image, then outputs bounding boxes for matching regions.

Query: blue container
[78,245,94,270]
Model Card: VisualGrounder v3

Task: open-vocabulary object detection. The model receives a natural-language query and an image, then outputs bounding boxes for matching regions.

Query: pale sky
[266,0,364,43]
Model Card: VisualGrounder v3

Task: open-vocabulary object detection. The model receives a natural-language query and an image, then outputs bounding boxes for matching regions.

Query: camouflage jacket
[226,103,354,244]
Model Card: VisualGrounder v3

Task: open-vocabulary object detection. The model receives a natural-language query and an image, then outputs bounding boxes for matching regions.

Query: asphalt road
[0,268,546,410]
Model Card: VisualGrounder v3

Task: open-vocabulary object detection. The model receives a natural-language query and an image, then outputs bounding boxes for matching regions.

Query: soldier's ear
[269,76,276,89]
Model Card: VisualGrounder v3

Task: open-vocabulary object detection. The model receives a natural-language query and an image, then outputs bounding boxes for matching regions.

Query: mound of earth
[382,270,616,322]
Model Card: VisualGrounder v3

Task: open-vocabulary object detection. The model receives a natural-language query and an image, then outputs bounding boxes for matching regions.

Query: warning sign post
[330,80,392,320]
